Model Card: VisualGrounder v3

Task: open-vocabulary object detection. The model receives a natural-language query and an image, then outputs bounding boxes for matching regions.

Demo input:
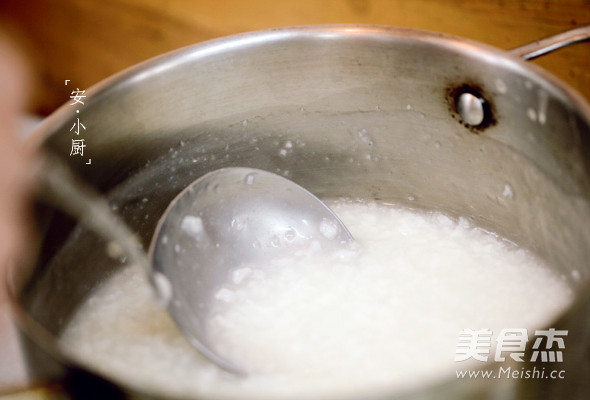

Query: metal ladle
[38,161,353,374]
[148,167,354,373]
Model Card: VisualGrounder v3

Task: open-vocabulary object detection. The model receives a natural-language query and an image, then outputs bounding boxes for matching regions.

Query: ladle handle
[510,25,590,60]
[35,155,150,275]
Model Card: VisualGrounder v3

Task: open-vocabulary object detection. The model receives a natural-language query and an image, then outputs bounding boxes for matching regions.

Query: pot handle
[509,25,590,60]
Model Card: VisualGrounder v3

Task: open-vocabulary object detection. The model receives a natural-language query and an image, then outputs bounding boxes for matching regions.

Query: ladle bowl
[149,167,354,373]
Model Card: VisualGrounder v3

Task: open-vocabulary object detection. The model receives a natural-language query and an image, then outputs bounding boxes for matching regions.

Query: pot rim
[23,24,590,155]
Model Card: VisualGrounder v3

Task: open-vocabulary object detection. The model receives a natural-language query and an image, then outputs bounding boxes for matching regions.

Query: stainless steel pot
[9,25,590,399]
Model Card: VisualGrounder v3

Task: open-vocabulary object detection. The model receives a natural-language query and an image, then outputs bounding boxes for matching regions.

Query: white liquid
[61,201,573,399]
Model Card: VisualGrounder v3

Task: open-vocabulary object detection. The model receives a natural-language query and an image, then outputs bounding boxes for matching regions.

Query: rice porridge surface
[61,200,573,399]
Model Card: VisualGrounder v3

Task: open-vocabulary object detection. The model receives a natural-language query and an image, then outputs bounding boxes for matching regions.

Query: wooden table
[1,0,589,114]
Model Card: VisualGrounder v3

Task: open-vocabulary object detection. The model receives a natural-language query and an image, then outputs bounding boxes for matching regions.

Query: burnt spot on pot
[447,84,497,133]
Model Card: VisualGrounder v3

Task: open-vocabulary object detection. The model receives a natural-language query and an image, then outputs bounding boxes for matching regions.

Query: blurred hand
[0,33,33,285]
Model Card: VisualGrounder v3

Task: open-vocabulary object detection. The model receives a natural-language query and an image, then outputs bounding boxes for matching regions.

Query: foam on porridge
[61,200,573,399]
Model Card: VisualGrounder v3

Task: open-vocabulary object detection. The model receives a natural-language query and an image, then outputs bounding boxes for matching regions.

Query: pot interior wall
[14,26,590,397]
